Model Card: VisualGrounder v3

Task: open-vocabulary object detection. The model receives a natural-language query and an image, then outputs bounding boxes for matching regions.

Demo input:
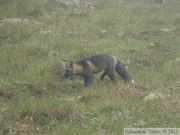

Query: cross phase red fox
[61,53,135,86]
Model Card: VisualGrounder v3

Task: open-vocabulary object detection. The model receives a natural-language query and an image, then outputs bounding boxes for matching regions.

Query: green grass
[0,0,180,134]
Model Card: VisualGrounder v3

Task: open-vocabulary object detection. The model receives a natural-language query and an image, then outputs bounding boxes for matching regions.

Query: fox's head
[61,60,75,78]
[61,59,84,78]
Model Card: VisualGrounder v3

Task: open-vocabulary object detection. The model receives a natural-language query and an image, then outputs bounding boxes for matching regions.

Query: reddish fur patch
[87,61,97,72]
[73,64,83,74]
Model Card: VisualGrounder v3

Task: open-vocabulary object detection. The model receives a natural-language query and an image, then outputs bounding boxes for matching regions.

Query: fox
[61,53,135,86]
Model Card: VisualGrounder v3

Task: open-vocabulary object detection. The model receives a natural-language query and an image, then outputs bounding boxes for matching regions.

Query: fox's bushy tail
[115,60,135,84]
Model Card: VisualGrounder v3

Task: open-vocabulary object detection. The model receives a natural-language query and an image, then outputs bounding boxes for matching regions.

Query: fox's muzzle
[62,70,75,78]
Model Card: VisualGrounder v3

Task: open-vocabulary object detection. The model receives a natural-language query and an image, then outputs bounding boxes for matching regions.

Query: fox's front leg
[84,76,93,86]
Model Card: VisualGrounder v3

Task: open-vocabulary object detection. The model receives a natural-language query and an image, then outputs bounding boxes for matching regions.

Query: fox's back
[77,53,116,70]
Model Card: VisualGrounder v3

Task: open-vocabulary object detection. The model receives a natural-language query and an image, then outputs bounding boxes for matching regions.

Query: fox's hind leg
[101,68,115,82]
[107,70,115,82]
[100,72,106,81]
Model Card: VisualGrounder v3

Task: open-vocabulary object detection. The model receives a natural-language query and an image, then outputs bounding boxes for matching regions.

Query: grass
[0,0,180,134]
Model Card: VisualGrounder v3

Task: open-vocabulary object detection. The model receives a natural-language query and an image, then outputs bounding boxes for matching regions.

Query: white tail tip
[130,79,135,84]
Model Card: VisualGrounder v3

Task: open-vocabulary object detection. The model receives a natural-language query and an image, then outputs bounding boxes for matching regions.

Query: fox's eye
[68,61,73,67]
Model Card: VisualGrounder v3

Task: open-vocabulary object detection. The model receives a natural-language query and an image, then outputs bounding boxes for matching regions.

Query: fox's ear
[69,61,74,67]
[61,60,74,67]
[61,59,67,67]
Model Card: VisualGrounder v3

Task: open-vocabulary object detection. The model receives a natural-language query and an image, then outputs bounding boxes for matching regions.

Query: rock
[175,58,180,64]
[153,0,165,3]
[0,18,39,25]
[144,91,167,101]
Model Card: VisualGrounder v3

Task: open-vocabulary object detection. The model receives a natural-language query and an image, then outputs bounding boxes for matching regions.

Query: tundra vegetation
[0,0,180,134]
